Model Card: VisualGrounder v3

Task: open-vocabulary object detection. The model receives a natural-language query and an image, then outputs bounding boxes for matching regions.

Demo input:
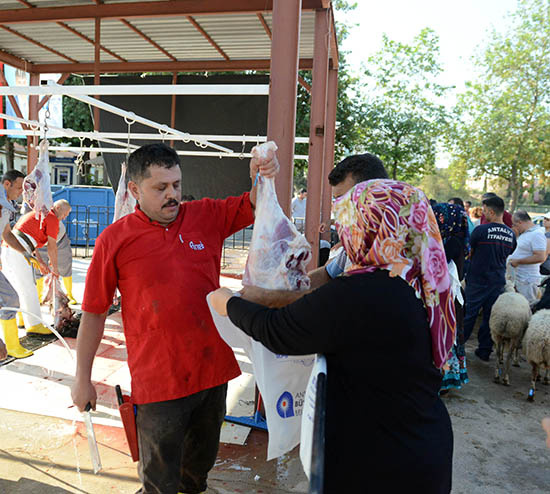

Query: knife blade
[84,402,102,474]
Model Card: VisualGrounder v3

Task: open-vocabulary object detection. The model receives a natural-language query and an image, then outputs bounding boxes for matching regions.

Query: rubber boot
[26,322,52,336]
[16,312,24,328]
[62,276,78,305]
[1,318,33,359]
[36,276,45,304]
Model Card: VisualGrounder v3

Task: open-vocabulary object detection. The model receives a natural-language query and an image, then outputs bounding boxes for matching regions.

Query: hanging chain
[42,104,51,141]
[75,136,86,176]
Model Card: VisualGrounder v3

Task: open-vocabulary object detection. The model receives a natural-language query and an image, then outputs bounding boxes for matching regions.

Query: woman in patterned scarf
[211,179,455,493]
[432,202,470,392]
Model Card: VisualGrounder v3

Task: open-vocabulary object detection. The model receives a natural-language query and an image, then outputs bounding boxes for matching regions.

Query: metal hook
[239,135,246,160]
[126,118,134,160]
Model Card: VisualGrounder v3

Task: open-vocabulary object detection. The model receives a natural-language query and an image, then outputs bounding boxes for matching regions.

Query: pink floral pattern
[333,179,455,369]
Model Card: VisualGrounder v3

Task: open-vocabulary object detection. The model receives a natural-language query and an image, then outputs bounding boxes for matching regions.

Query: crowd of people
[3,141,550,493]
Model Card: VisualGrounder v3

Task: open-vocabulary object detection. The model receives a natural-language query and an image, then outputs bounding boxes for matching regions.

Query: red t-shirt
[16,210,59,248]
[82,193,254,404]
[480,210,513,228]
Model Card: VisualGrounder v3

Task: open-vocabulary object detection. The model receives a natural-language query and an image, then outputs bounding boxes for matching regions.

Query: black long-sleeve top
[227,270,453,494]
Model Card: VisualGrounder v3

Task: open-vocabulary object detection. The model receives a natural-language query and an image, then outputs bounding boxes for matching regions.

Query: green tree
[62,74,94,143]
[450,0,550,211]
[361,28,451,181]
[293,0,364,191]
[412,167,474,204]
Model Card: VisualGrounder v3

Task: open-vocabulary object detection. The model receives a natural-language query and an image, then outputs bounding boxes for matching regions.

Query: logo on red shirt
[189,240,205,251]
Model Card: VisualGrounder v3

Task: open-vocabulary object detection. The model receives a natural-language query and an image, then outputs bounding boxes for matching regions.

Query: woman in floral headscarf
[211,179,454,494]
[432,202,470,392]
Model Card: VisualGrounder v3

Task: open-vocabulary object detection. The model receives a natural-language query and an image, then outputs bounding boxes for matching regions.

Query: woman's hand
[210,287,234,317]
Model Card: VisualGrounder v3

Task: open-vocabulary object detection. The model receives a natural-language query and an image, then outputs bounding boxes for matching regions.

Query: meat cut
[113,163,136,222]
[41,274,80,337]
[23,140,53,226]
[243,141,311,291]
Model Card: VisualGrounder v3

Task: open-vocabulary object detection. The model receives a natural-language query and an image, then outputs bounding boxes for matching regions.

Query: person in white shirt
[509,210,547,304]
[291,188,307,232]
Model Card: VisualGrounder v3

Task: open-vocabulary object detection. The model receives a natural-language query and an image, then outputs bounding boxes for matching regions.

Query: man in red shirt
[2,199,71,335]
[71,143,279,494]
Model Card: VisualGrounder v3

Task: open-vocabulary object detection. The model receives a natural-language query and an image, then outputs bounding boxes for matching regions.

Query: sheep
[523,309,550,402]
[489,290,531,386]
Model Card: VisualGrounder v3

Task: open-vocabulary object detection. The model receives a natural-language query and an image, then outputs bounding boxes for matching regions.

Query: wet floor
[1,258,549,493]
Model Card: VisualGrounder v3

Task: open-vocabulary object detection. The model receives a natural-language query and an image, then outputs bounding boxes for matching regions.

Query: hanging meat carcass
[23,140,54,226]
[243,141,311,290]
[113,163,136,222]
[208,141,315,461]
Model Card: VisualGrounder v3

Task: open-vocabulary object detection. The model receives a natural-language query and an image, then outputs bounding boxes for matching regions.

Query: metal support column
[266,0,302,217]
[320,68,338,242]
[305,9,330,269]
[94,17,101,131]
[27,72,39,173]
[170,71,177,148]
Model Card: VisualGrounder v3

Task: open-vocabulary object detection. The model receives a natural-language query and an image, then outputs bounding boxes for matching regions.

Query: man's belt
[13,230,36,254]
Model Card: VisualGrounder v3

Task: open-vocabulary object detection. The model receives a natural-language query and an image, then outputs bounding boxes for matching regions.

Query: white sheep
[489,290,531,386]
[523,309,550,402]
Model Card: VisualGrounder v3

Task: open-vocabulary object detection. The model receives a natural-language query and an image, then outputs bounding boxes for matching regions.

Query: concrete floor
[1,341,549,494]
[0,258,549,493]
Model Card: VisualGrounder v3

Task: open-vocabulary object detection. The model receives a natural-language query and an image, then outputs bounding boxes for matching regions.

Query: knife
[84,402,102,474]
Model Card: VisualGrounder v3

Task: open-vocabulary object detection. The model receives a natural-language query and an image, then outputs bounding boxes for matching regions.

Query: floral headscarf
[333,179,455,369]
[431,202,470,257]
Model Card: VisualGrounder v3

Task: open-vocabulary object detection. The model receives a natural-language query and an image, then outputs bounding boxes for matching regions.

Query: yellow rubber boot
[36,276,45,303]
[26,323,52,336]
[16,312,24,328]
[2,318,33,359]
[62,276,78,305]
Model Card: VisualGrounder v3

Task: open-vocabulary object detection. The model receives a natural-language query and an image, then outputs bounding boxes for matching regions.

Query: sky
[334,0,519,97]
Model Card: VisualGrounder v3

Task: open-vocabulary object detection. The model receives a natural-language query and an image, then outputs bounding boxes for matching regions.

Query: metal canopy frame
[0,0,340,268]
[0,1,338,75]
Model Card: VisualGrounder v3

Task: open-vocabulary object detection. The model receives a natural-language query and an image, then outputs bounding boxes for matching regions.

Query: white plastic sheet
[113,163,136,222]
[22,140,53,226]
[209,141,315,460]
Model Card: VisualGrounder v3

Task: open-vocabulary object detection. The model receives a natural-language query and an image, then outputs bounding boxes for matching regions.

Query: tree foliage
[450,0,550,210]
[293,0,364,190]
[360,28,451,181]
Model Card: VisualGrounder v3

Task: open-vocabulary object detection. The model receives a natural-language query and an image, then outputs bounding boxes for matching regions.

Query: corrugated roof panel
[191,14,271,60]
[0,27,69,64]
[124,18,224,61]
[0,7,326,66]
[0,0,166,8]
[3,22,120,64]
[0,0,90,8]
[63,20,161,63]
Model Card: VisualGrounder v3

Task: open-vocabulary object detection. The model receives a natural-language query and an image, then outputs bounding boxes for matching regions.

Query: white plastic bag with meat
[23,140,53,226]
[208,141,315,460]
[113,163,136,222]
[243,142,312,290]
